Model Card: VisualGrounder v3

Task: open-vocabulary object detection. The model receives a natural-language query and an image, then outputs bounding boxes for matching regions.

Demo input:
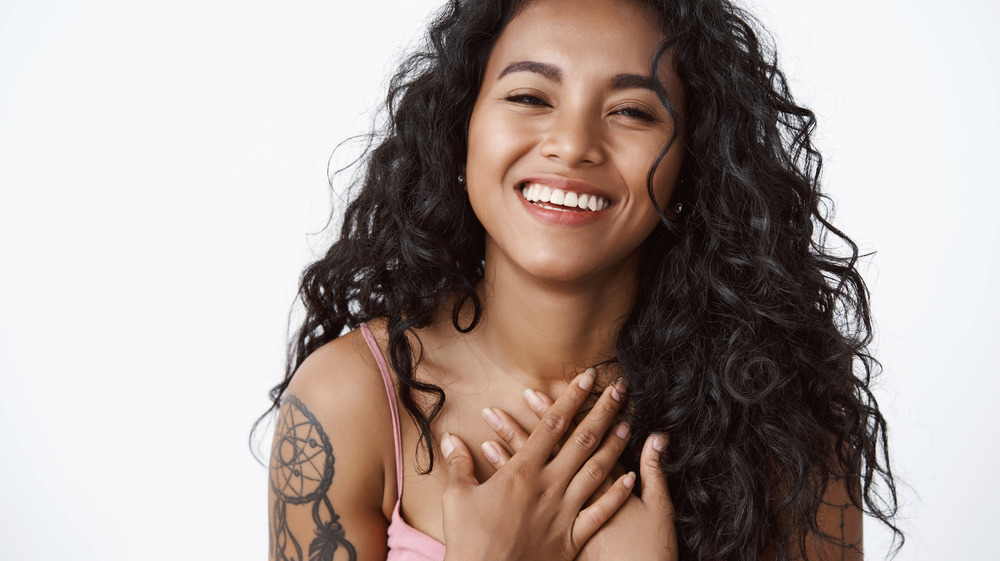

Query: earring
[673,202,684,214]
[457,173,466,184]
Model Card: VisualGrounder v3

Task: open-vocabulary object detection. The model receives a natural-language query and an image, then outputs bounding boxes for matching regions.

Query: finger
[571,471,636,548]
[519,368,597,464]
[640,433,673,514]
[523,387,554,417]
[583,459,628,507]
[550,379,625,474]
[522,390,565,460]
[481,407,530,452]
[480,440,512,468]
[441,432,477,489]
[565,422,630,507]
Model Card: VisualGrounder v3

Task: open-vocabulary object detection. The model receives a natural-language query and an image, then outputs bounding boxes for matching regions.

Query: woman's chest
[395,388,541,543]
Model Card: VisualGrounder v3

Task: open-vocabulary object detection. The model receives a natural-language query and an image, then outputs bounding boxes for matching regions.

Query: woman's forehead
[490,0,665,75]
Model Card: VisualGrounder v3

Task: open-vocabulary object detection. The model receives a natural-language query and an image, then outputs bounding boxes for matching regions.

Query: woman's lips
[519,181,610,212]
[515,180,611,226]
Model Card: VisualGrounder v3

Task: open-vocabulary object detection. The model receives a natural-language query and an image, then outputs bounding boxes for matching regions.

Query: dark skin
[393,0,686,551]
[267,328,656,561]
[438,369,649,561]
[268,0,863,559]
[479,389,863,561]
[267,325,860,561]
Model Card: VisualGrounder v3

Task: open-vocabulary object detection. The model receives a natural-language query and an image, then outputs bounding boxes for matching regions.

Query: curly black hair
[259,0,902,559]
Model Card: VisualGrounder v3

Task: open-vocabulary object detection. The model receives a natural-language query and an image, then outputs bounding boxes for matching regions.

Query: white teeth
[519,182,609,212]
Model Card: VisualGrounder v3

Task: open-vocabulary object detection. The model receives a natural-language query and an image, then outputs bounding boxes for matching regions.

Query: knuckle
[535,480,561,504]
[573,429,600,452]
[587,506,609,527]
[583,460,605,483]
[447,453,469,470]
[647,452,664,469]
[499,426,516,442]
[508,461,531,482]
[599,396,620,417]
[543,413,570,435]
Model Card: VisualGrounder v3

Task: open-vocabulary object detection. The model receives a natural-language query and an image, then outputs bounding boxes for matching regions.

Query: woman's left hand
[480,388,679,561]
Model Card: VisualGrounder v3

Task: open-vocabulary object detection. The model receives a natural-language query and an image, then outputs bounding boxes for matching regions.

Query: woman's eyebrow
[498,60,562,82]
[610,73,658,92]
[498,62,657,94]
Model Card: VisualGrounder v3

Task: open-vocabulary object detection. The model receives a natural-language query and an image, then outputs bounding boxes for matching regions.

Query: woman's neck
[459,249,640,395]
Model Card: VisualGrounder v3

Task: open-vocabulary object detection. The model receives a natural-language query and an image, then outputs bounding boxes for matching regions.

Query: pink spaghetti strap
[360,324,447,559]
[360,323,405,502]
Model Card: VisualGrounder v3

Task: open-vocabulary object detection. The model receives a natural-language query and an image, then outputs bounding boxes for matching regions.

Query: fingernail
[523,388,545,412]
[578,368,596,390]
[615,423,630,440]
[652,433,667,452]
[610,378,625,401]
[623,471,636,489]
[481,442,500,464]
[481,408,502,431]
[441,433,455,458]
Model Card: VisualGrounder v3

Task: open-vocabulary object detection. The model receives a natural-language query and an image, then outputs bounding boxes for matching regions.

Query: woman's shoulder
[285,323,389,407]
[283,323,396,438]
[279,323,397,512]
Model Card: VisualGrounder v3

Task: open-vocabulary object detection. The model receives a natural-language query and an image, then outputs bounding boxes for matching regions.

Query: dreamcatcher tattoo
[820,497,864,561]
[269,395,357,561]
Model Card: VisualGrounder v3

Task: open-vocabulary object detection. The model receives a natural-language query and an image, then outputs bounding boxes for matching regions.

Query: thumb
[441,432,477,489]
[640,433,672,509]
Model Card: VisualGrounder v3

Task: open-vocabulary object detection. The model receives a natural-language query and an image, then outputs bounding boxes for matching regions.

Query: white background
[1,0,996,559]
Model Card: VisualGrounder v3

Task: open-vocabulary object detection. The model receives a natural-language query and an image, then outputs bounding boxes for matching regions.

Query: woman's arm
[267,333,396,561]
[758,477,864,561]
[813,478,864,560]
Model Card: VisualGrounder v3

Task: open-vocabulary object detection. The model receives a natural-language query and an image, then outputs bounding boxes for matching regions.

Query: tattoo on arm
[270,395,358,561]
[821,499,863,561]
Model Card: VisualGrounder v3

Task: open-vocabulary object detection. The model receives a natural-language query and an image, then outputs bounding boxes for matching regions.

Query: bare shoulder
[279,325,395,491]
[268,325,396,561]
[284,325,392,431]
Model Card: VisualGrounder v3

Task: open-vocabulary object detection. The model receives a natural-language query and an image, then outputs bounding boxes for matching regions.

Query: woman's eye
[614,106,656,122]
[504,94,548,106]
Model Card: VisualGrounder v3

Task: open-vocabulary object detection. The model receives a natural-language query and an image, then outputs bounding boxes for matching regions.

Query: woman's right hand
[479,388,679,561]
[439,368,635,561]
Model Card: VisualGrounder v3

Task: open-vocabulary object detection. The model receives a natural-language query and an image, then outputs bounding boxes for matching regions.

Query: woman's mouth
[519,182,610,212]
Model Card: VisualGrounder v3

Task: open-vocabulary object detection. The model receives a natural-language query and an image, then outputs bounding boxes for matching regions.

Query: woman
[260,0,901,559]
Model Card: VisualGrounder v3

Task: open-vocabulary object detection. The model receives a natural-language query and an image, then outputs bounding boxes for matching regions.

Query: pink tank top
[361,323,447,561]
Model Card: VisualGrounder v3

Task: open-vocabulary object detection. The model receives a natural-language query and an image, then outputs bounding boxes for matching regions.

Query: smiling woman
[467,0,684,285]
[255,0,902,560]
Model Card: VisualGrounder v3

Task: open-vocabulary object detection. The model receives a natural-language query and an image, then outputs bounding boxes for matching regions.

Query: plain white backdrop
[1,0,997,559]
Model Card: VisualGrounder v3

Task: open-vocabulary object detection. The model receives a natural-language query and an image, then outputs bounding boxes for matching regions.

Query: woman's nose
[538,108,606,168]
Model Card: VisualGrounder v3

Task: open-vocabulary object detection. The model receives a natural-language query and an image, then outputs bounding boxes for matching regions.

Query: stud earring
[457,173,466,184]
[673,202,684,214]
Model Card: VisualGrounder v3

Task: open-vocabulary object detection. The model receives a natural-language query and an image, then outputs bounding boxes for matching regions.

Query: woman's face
[466,0,685,285]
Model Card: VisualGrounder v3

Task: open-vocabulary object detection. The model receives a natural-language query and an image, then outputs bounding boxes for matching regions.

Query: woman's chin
[492,253,639,289]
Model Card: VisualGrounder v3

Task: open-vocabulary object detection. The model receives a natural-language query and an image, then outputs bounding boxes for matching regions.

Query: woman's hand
[439,369,636,561]
[481,386,679,561]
